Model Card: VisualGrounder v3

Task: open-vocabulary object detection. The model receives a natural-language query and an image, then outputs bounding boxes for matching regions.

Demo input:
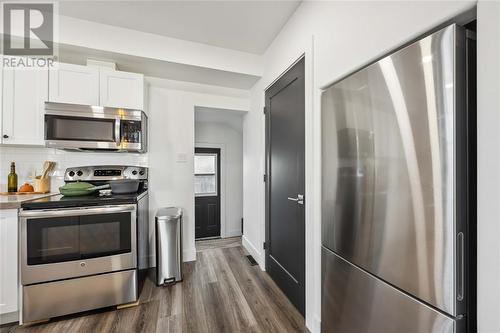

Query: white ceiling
[59,1,301,55]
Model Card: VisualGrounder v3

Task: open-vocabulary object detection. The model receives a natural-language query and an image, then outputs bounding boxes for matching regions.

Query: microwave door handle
[115,118,121,147]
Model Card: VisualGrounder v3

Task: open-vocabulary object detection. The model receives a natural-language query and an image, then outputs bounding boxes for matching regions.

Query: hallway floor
[2,237,306,333]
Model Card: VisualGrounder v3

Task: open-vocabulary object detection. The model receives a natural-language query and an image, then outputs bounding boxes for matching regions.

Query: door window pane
[194,155,216,174]
[194,153,217,196]
[194,175,216,195]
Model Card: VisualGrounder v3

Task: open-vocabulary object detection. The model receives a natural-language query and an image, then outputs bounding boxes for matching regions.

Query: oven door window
[45,115,116,142]
[79,213,131,259]
[26,212,131,265]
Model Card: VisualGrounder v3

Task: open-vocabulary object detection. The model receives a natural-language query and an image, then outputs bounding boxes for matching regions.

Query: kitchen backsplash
[0,146,148,192]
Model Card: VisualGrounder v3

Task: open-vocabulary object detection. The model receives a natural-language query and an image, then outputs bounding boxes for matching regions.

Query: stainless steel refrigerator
[321,24,475,333]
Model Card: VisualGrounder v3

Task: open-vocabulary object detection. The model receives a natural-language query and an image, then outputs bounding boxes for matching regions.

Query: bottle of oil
[7,162,18,192]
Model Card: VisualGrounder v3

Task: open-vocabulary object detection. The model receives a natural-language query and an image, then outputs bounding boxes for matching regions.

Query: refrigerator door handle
[457,232,465,301]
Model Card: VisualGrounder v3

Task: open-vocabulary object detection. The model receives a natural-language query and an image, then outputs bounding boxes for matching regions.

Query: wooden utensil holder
[34,177,50,193]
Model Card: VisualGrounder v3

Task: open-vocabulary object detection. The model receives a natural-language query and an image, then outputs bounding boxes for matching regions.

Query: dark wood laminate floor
[2,238,307,333]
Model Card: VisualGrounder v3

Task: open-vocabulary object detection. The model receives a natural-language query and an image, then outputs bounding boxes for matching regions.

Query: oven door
[19,204,137,285]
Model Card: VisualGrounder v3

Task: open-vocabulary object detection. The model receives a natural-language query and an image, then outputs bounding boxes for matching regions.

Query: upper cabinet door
[2,67,49,145]
[99,69,144,110]
[49,63,99,105]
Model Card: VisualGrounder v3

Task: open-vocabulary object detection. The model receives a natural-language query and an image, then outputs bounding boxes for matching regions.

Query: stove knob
[77,170,83,176]
[139,170,145,176]
[69,171,75,177]
[132,170,138,176]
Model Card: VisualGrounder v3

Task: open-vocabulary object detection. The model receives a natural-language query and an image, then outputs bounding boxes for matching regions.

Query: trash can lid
[156,207,182,220]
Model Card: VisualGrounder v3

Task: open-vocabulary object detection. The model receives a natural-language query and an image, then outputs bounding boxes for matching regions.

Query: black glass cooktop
[21,189,148,210]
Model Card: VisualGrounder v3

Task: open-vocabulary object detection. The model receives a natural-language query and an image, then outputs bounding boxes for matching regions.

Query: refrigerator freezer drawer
[321,247,464,333]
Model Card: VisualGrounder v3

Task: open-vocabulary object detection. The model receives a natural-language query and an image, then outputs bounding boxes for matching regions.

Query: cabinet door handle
[3,134,9,139]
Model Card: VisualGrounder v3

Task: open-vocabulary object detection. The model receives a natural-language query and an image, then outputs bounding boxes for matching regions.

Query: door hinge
[263,107,267,114]
[263,242,268,250]
[263,174,267,182]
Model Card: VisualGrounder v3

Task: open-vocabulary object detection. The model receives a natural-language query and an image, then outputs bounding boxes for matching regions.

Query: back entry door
[195,147,221,239]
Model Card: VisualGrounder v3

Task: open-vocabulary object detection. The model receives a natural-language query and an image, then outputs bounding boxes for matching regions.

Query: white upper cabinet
[48,63,144,109]
[2,66,48,145]
[49,63,99,105]
[99,68,144,109]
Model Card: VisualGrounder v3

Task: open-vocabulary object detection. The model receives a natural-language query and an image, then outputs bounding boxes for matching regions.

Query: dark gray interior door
[265,57,305,315]
[195,148,221,239]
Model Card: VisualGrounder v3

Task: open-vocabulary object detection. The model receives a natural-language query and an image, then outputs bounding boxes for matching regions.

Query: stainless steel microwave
[44,102,147,153]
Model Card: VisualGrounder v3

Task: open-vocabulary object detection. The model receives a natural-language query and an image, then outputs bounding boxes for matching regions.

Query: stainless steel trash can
[156,207,183,285]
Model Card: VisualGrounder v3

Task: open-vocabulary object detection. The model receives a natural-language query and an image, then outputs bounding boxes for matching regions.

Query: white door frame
[195,142,227,238]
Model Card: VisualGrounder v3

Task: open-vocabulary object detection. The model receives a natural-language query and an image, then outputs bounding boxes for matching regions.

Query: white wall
[147,79,249,263]
[195,116,244,238]
[477,2,500,332]
[242,1,476,332]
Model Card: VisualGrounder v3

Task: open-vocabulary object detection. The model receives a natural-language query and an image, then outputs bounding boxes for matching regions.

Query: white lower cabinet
[0,209,18,324]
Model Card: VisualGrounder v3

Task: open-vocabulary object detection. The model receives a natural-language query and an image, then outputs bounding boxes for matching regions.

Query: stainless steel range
[19,165,149,324]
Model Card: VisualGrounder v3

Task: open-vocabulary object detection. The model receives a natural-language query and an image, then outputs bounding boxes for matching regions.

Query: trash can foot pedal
[117,300,140,310]
[161,277,176,286]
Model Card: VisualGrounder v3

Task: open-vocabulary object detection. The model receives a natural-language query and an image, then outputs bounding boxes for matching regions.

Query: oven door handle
[19,204,136,218]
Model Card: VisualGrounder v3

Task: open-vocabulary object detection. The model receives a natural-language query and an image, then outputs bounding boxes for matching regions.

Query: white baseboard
[225,229,243,238]
[242,235,265,270]
[183,248,197,262]
[306,314,321,333]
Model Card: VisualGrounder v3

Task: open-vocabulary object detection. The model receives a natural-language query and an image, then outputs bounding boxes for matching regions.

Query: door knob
[287,194,304,205]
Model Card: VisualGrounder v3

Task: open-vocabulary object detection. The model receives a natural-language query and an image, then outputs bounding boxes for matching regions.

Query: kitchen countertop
[0,193,57,210]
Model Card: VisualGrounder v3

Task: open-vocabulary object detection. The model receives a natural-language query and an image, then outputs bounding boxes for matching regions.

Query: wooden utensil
[41,161,55,179]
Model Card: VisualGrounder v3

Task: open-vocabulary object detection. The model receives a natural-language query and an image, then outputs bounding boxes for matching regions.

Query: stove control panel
[64,166,148,181]
[94,169,122,177]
